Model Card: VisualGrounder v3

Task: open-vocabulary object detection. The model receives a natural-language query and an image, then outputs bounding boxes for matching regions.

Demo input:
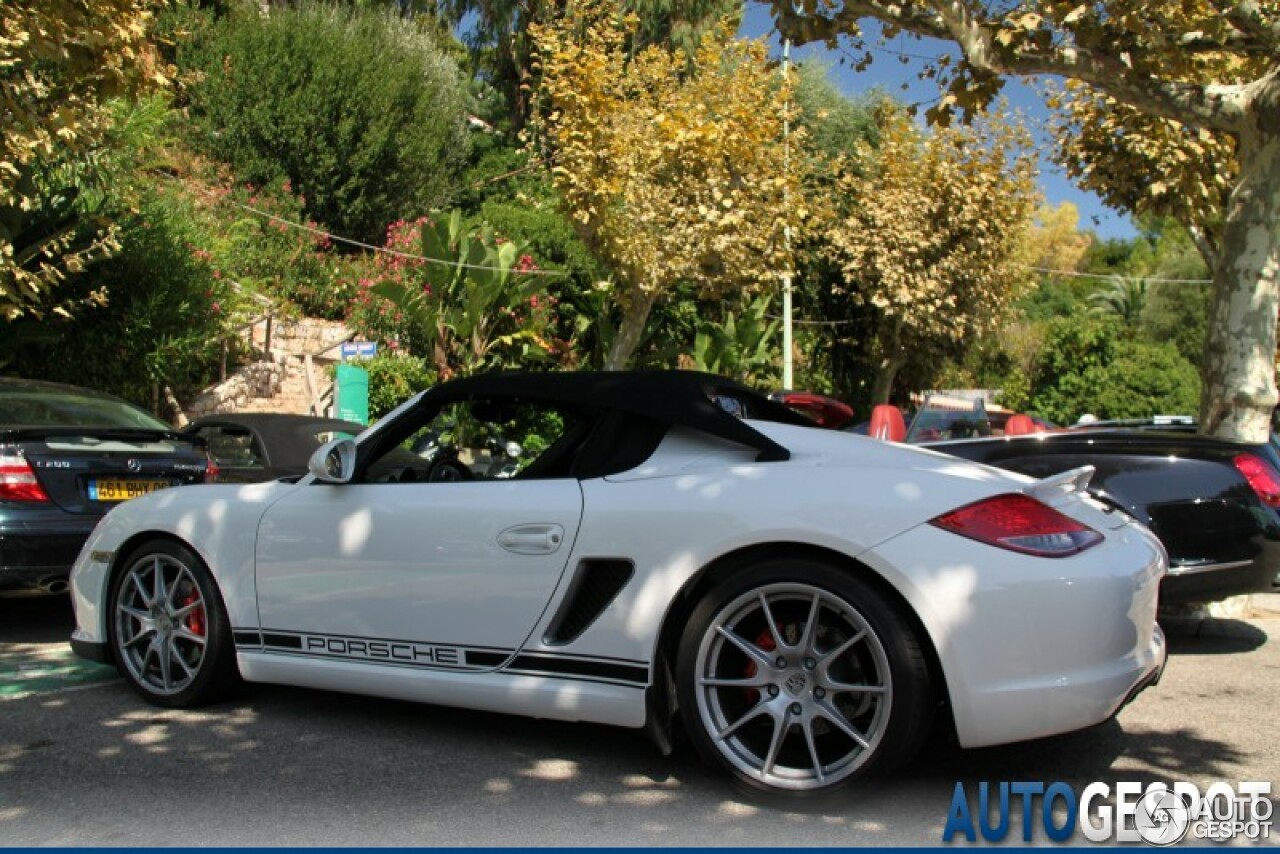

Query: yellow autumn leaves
[2,0,166,320]
[531,1,804,366]
[531,0,1040,372]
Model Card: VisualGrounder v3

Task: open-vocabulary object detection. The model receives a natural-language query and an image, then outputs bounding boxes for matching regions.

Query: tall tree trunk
[869,323,907,404]
[870,353,908,405]
[1199,122,1280,442]
[604,291,658,370]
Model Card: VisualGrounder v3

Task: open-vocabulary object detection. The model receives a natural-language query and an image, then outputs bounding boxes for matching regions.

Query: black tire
[676,557,932,798]
[107,539,240,708]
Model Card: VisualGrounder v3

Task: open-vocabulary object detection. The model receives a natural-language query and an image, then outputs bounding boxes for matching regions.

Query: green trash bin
[334,363,369,426]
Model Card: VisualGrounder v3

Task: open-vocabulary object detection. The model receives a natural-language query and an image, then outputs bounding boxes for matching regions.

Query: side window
[202,426,267,469]
[362,398,591,484]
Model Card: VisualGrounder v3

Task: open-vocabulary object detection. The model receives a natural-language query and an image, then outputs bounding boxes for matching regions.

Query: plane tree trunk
[1199,113,1280,442]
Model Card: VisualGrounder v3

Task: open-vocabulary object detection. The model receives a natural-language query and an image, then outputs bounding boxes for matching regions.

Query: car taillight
[930,493,1103,557]
[1233,453,1280,507]
[0,450,50,502]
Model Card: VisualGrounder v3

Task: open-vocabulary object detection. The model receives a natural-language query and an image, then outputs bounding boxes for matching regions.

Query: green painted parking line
[0,646,117,699]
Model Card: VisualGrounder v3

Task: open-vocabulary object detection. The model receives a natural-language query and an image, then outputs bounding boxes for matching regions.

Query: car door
[252,397,588,666]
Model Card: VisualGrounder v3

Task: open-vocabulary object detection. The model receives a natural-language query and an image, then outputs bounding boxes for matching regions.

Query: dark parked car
[183,413,364,483]
[0,378,211,595]
[905,400,1280,603]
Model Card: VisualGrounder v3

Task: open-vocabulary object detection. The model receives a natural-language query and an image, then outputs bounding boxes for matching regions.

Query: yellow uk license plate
[89,479,173,502]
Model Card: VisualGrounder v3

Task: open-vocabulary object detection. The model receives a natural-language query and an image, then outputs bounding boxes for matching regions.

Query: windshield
[905,397,992,443]
[0,388,173,431]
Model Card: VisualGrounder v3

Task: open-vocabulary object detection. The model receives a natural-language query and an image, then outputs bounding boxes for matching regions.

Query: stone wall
[181,317,350,419]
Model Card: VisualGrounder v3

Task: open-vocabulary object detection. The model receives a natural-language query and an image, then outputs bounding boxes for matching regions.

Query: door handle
[498,523,565,555]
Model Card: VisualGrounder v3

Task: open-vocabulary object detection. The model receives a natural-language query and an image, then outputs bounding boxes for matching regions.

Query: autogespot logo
[943,780,1273,845]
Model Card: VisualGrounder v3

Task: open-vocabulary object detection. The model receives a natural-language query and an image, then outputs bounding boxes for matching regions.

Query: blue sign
[340,341,377,360]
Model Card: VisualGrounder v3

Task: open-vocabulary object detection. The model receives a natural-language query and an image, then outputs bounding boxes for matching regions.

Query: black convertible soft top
[417,370,812,463]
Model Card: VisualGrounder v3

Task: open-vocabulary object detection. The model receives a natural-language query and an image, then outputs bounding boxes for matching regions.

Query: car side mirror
[308,438,357,484]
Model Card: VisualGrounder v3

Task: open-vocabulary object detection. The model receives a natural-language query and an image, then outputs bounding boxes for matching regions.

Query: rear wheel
[676,558,932,797]
[109,540,239,707]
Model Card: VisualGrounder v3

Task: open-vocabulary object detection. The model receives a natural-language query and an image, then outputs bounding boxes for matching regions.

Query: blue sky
[739,2,1138,240]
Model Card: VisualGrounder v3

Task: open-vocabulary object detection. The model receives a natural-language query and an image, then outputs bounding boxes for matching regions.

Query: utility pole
[781,38,794,390]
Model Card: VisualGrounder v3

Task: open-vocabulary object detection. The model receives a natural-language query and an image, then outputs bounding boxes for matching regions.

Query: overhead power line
[163,173,566,278]
[221,195,567,277]
[1025,266,1212,284]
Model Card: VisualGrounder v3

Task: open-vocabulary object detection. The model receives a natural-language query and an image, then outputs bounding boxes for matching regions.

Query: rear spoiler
[1026,465,1095,505]
[0,426,195,445]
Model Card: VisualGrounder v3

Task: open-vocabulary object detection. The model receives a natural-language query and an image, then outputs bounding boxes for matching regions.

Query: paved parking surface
[1,595,1277,846]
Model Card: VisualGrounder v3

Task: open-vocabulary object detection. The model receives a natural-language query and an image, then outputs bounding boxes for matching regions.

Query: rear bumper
[0,517,97,591]
[862,513,1168,750]
[1151,501,1280,602]
[1162,553,1279,603]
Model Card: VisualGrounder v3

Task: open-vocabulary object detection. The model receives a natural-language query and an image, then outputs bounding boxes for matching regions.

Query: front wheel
[108,539,240,708]
[676,559,932,797]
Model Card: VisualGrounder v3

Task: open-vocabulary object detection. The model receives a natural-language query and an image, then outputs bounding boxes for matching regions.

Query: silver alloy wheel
[693,582,892,791]
[113,553,208,696]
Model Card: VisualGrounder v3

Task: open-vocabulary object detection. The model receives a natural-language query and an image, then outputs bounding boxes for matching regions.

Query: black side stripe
[507,655,648,685]
[232,630,262,647]
[465,650,508,668]
[233,629,648,686]
[261,632,303,649]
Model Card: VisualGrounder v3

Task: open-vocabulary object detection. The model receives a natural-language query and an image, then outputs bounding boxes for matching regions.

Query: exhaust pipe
[39,577,70,595]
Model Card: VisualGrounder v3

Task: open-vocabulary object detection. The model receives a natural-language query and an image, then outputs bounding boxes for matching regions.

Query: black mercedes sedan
[0,378,211,595]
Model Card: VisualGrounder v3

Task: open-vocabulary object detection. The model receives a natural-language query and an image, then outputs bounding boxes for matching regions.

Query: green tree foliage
[1024,316,1119,425]
[209,178,362,320]
[457,138,613,367]
[1091,341,1202,420]
[791,62,881,171]
[181,2,470,244]
[4,189,241,405]
[1089,276,1148,328]
[1,0,168,320]
[1024,315,1200,424]
[1144,282,1210,368]
[354,352,436,420]
[787,67,881,407]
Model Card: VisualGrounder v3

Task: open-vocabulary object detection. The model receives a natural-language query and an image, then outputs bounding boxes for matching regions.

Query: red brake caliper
[182,590,206,637]
[744,629,776,704]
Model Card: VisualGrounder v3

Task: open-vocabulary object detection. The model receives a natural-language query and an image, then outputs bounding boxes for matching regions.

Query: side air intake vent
[544,559,635,645]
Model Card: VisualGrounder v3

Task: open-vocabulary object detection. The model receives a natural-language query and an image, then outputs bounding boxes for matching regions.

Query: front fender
[69,481,294,647]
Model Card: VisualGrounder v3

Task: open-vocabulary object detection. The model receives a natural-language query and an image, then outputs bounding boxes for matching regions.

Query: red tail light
[930,493,1103,557]
[0,450,51,502]
[1233,453,1280,508]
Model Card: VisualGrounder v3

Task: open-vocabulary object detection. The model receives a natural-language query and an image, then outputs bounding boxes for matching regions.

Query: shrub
[340,353,436,421]
[1025,315,1200,423]
[215,178,361,320]
[347,212,559,378]
[181,2,470,244]
[5,189,244,407]
[1090,341,1202,420]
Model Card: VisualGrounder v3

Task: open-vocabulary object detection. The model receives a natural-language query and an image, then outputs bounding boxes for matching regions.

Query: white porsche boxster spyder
[69,371,1167,796]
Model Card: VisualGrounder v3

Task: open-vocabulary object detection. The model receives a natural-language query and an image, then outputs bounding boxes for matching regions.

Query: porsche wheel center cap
[784,672,809,697]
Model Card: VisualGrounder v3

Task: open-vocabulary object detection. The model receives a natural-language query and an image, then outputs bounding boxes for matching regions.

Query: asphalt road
[1,595,1277,846]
